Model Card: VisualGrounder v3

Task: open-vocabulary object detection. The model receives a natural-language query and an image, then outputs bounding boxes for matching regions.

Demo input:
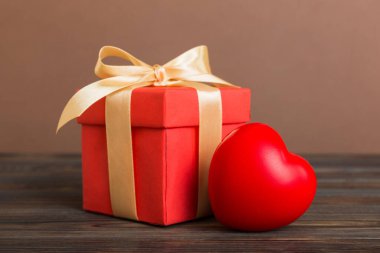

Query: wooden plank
[0,154,379,252]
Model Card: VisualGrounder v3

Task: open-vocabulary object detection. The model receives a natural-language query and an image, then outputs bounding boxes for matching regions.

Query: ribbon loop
[163,45,211,75]
[95,46,152,79]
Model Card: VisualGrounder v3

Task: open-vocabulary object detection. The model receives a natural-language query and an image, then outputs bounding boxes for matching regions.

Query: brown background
[1,0,379,154]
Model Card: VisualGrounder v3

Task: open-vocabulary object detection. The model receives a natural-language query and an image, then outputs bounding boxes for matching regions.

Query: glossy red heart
[209,123,317,231]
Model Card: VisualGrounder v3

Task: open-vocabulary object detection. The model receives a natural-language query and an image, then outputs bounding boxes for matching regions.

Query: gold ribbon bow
[57,46,238,220]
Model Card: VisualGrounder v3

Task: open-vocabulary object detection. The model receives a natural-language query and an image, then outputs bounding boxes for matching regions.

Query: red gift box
[77,86,250,225]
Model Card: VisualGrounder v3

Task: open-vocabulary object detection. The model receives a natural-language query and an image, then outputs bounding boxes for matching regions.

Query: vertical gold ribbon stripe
[106,82,153,220]
[179,82,222,217]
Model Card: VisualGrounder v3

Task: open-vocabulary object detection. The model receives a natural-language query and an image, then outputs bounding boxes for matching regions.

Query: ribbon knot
[152,64,168,86]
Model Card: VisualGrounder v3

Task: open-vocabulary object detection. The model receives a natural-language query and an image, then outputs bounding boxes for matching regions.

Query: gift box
[77,86,250,225]
[57,45,251,226]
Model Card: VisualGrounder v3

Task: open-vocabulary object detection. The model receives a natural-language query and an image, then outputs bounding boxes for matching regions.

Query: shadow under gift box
[77,86,251,225]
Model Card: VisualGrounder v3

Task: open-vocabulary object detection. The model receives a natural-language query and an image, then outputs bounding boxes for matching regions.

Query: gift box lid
[77,87,250,128]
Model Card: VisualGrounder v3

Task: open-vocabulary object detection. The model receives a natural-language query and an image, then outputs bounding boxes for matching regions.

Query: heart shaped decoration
[209,123,317,231]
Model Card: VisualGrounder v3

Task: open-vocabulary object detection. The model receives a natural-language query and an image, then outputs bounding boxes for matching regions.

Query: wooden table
[0,154,379,252]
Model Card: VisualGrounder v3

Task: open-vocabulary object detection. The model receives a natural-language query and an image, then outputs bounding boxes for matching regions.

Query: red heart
[209,123,317,231]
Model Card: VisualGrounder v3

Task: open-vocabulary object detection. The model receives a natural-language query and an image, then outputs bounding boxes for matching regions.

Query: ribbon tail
[105,82,152,220]
[56,76,149,133]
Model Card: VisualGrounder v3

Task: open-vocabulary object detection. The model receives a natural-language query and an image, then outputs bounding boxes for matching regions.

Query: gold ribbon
[57,46,238,220]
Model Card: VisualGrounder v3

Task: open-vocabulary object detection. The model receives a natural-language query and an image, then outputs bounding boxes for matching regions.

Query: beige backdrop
[1,0,380,154]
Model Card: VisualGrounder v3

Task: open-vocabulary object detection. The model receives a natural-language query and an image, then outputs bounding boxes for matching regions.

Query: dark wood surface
[0,154,379,252]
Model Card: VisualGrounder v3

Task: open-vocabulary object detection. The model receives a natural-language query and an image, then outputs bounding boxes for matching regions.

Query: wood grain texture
[0,154,379,252]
